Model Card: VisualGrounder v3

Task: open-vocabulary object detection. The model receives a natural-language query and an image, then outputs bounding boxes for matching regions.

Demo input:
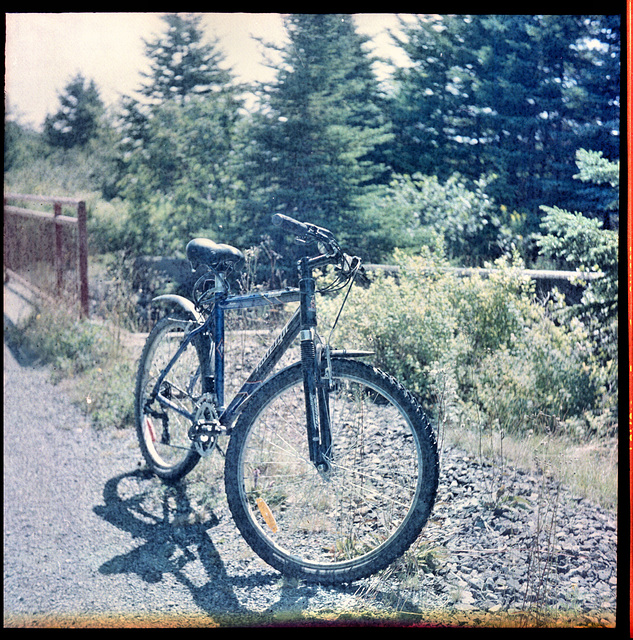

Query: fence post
[77,201,89,318]
[54,201,64,295]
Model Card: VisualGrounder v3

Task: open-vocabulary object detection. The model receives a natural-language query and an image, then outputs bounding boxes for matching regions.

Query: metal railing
[365,263,604,281]
[4,193,89,317]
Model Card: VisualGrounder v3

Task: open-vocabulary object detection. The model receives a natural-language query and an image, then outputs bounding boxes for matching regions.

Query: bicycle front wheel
[135,315,203,481]
[224,358,439,584]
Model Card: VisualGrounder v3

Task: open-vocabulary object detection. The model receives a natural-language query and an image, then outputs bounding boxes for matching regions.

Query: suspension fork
[299,258,332,471]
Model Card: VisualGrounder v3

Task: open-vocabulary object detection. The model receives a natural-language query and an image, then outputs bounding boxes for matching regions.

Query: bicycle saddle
[186,238,244,271]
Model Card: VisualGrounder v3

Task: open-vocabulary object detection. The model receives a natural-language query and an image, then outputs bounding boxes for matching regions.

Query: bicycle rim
[226,359,438,582]
[136,317,201,477]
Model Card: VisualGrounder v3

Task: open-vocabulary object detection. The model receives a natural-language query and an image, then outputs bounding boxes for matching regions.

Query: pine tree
[388,15,620,236]
[387,15,473,179]
[116,13,243,254]
[44,73,105,149]
[138,13,233,105]
[239,14,393,258]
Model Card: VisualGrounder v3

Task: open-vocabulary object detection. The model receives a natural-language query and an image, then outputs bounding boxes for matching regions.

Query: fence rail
[365,263,604,281]
[4,193,89,317]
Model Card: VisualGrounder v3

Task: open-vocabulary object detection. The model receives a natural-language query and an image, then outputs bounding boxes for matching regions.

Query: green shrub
[355,172,503,264]
[451,253,537,359]
[468,315,599,438]
[19,304,114,379]
[322,249,460,404]
[14,302,135,428]
[321,250,615,439]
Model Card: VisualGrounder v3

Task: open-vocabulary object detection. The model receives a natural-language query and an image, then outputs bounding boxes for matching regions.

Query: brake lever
[356,266,371,287]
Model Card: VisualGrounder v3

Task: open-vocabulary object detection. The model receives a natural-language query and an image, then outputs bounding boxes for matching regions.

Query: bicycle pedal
[193,431,216,457]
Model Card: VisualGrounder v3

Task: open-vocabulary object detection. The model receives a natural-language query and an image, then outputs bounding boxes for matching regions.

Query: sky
[5,12,409,130]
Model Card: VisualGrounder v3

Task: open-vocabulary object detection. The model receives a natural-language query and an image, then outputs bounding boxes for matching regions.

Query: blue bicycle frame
[215,286,303,424]
[148,250,369,469]
[148,285,302,429]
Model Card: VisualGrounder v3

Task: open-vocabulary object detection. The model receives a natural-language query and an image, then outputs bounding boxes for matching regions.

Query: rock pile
[357,445,617,624]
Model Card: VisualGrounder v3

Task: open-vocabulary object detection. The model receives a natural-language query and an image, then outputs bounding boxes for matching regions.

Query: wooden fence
[4,193,89,317]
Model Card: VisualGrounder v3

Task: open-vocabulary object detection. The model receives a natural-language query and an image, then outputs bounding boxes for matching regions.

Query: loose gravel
[3,333,618,628]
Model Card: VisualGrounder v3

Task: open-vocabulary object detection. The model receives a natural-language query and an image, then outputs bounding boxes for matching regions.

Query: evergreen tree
[562,15,620,228]
[239,14,393,259]
[537,148,618,412]
[387,15,473,179]
[138,13,234,105]
[116,13,243,254]
[44,73,105,149]
[5,118,45,172]
[388,15,620,237]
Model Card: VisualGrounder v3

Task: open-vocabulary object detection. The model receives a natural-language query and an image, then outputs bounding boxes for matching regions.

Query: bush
[322,249,460,404]
[468,314,599,438]
[320,250,615,440]
[355,172,504,265]
[13,302,135,429]
[18,304,113,380]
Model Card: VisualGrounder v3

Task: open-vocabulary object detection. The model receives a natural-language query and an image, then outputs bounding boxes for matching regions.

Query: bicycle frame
[148,285,301,424]
[149,252,335,455]
[147,247,374,469]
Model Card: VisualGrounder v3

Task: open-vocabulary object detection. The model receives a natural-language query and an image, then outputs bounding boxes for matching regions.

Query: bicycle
[134,213,439,584]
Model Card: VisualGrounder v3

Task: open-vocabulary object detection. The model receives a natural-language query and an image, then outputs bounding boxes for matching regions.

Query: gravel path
[3,325,618,628]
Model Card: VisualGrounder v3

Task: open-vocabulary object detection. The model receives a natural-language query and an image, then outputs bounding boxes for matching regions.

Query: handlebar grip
[272,213,309,237]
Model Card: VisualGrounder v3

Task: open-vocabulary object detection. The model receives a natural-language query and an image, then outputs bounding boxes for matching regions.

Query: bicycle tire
[135,315,203,481]
[224,358,439,584]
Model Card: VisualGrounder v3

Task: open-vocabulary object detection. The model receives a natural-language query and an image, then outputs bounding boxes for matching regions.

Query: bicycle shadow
[93,469,344,623]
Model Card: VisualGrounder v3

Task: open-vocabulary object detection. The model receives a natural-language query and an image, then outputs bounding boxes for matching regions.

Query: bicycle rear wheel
[135,315,203,481]
[224,358,439,584]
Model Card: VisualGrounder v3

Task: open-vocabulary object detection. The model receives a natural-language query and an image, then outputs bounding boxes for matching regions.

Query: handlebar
[272,214,369,286]
[272,213,337,247]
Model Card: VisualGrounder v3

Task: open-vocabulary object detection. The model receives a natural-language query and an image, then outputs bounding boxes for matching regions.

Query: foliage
[388,14,620,231]
[238,13,394,267]
[355,172,504,264]
[573,149,619,190]
[324,249,459,402]
[537,206,618,321]
[137,13,234,105]
[6,84,119,198]
[16,303,115,380]
[5,119,47,173]
[10,299,135,429]
[321,249,616,440]
[117,96,242,254]
[6,14,620,270]
[114,13,243,256]
[535,149,619,431]
[3,14,620,442]
[536,148,618,331]
[571,148,620,227]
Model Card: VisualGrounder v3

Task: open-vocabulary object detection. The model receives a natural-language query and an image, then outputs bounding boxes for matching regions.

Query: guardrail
[4,193,89,317]
[364,264,604,281]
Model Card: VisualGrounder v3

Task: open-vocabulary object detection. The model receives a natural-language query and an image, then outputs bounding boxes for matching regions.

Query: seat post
[213,294,226,410]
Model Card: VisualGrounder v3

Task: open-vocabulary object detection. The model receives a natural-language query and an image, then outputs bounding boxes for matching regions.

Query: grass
[442,423,618,512]
[5,296,138,430]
